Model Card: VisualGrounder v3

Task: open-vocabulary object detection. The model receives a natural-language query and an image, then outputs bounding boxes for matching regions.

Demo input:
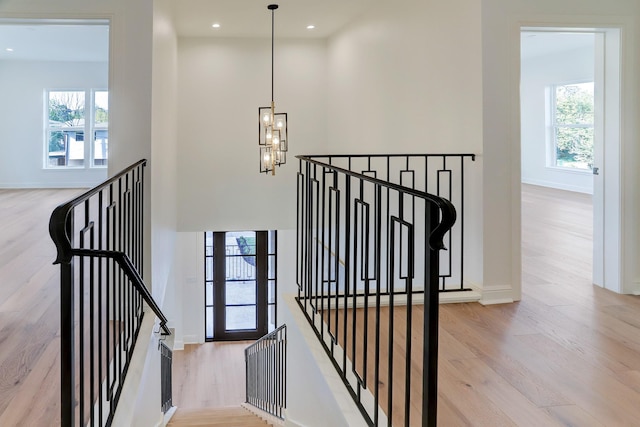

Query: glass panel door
[225,231,257,331]
[205,231,274,341]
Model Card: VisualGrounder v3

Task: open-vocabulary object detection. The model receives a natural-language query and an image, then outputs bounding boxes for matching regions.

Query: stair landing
[167,406,270,426]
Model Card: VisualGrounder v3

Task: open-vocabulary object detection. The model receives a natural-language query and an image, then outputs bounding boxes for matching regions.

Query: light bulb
[273,136,279,145]
[276,120,283,128]
[263,153,271,162]
[263,114,270,123]
[266,131,272,140]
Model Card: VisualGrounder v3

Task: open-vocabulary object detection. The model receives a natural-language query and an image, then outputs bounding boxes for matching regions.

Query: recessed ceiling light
[212,23,221,29]
[6,48,14,52]
[306,25,315,30]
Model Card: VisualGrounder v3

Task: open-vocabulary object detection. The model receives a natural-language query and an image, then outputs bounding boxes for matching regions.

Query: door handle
[592,167,599,175]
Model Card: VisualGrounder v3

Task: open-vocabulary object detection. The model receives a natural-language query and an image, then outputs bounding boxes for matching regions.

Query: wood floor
[167,406,269,426]
[0,188,82,427]
[172,341,251,410]
[429,185,639,425]
[1,186,639,426]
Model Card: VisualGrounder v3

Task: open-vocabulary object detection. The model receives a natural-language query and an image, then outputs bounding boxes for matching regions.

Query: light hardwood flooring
[0,188,82,427]
[167,406,269,426]
[1,186,639,426]
[172,341,252,410]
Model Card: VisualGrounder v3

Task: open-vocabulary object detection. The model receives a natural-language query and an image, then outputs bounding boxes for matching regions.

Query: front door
[205,231,274,341]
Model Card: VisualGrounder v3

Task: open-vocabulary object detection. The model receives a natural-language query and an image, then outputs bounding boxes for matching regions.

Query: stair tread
[167,406,270,426]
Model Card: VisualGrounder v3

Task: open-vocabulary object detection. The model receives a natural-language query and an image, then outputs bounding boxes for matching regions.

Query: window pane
[268,254,276,280]
[206,306,214,340]
[47,131,66,167]
[268,230,276,254]
[268,304,276,332]
[555,127,594,170]
[47,91,85,168]
[205,258,213,281]
[93,130,108,166]
[226,231,256,281]
[226,281,256,305]
[94,91,109,126]
[206,282,213,306]
[269,280,276,304]
[226,306,256,331]
[49,91,85,127]
[555,83,594,125]
[46,130,85,167]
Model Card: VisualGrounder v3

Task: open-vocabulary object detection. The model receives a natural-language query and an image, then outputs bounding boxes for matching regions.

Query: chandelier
[259,4,288,175]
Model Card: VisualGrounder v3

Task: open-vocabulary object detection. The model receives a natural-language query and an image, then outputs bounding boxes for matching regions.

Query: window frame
[547,81,595,172]
[44,88,109,169]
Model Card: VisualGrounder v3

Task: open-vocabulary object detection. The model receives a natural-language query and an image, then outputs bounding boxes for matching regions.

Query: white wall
[521,46,595,194]
[327,0,482,155]
[482,0,640,296]
[0,1,178,422]
[176,37,327,232]
[151,0,179,308]
[0,60,108,187]
[326,0,485,291]
[172,231,204,347]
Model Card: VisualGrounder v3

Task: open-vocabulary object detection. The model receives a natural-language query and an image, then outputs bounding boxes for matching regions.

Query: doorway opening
[204,230,277,341]
[520,26,622,293]
[0,19,110,187]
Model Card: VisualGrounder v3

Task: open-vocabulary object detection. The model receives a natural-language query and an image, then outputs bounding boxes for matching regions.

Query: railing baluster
[50,160,170,427]
[244,325,287,420]
[295,154,460,426]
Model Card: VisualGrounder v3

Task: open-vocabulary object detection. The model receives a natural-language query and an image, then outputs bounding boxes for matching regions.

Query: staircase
[167,406,271,427]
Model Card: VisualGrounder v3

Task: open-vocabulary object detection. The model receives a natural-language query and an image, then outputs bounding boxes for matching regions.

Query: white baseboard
[157,406,177,427]
[479,285,515,305]
[440,290,482,304]
[182,334,198,345]
[172,339,184,351]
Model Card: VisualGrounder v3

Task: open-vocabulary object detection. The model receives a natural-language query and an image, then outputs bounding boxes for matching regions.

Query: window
[45,89,108,168]
[549,82,594,170]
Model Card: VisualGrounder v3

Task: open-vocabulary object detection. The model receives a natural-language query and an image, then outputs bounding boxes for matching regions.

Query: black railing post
[60,259,75,427]
[423,202,440,427]
[160,342,173,414]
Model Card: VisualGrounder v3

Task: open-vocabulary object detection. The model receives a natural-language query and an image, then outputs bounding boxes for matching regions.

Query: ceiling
[0,11,596,63]
[0,21,109,62]
[521,31,595,61]
[171,0,377,38]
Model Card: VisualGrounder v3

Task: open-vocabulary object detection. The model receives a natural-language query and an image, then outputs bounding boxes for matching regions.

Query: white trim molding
[479,285,516,305]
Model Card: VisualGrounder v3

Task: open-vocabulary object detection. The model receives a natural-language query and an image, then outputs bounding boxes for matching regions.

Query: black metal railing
[160,341,173,414]
[226,243,256,281]
[296,154,458,426]
[245,325,287,419]
[49,159,170,427]
[298,154,474,292]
